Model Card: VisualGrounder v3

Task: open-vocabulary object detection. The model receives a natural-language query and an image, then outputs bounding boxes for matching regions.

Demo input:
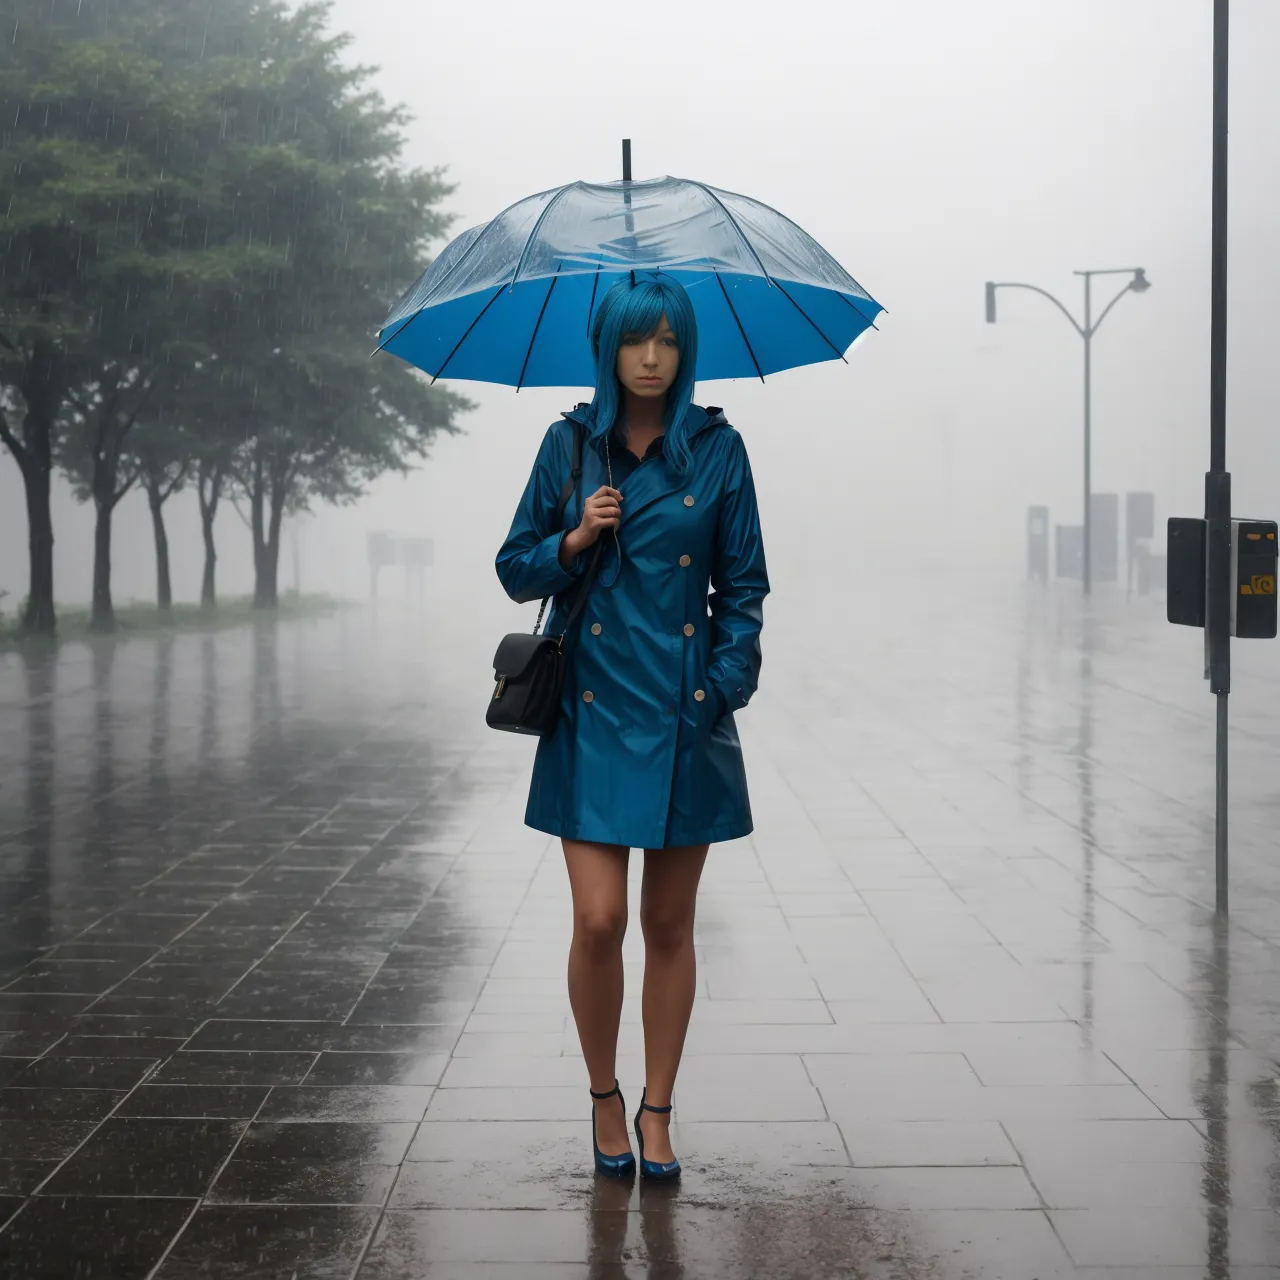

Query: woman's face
[615,312,680,402]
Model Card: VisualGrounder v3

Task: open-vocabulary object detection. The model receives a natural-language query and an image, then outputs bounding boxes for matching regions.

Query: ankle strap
[640,1100,672,1114]
[590,1079,620,1100]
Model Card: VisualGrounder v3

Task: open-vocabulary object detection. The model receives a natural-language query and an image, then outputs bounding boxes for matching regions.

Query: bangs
[613,284,687,347]
[587,273,700,476]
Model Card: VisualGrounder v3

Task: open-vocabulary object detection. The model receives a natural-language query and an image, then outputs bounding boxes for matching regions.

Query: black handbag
[487,421,607,736]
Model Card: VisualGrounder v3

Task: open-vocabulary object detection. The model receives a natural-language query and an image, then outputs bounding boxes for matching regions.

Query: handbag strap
[533,420,604,637]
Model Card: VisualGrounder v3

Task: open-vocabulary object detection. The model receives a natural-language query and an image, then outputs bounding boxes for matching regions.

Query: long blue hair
[587,272,699,476]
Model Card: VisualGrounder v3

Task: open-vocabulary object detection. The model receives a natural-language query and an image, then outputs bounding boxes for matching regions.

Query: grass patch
[0,591,351,646]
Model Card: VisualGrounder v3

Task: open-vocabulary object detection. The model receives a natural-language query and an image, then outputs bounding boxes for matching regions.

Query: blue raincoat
[496,404,769,849]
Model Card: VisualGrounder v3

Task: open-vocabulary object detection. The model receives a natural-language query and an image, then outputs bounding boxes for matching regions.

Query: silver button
[679,555,691,567]
[693,689,706,702]
[583,691,594,703]
[590,623,602,635]
[683,495,695,508]
[683,623,695,637]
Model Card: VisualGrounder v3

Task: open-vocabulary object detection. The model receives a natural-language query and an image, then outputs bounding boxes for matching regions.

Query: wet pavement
[0,577,1278,1279]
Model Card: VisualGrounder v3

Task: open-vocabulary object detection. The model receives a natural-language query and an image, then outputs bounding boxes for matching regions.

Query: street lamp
[985,267,1151,594]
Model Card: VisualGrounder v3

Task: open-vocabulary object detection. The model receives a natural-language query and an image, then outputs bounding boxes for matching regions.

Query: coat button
[683,495,695,507]
[693,689,706,702]
[679,555,691,567]
[683,623,695,637]
[590,623,602,635]
[583,691,594,703]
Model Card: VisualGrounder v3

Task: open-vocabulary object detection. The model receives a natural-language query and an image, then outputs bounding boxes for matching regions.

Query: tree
[3,0,467,625]
[128,414,194,612]
[0,0,280,632]
[56,366,155,630]
[214,4,468,607]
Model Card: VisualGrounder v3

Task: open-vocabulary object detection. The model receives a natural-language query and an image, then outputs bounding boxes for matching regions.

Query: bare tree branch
[112,461,143,507]
[160,459,191,504]
[0,404,27,468]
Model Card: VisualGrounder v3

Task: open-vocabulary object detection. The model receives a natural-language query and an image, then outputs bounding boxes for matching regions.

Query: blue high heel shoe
[590,1080,636,1177]
[634,1087,681,1181]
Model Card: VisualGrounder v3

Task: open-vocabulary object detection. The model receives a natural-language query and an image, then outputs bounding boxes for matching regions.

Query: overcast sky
[3,0,1278,631]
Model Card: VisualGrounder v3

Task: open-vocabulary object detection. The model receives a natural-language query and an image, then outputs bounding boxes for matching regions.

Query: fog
[3,0,1278,647]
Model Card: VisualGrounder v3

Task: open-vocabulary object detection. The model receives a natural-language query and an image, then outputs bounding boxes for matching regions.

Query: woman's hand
[561,486,622,564]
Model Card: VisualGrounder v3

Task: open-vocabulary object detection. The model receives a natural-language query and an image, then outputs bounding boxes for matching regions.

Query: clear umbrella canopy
[379,175,883,387]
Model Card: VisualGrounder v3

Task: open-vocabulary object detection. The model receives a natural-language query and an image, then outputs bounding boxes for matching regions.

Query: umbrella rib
[517,269,561,392]
[428,285,505,385]
[586,264,602,338]
[510,184,577,291]
[370,306,426,359]
[771,280,848,363]
[689,181,774,285]
[836,291,885,328]
[716,273,765,383]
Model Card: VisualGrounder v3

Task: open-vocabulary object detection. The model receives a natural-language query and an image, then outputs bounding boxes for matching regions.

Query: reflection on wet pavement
[0,580,1278,1278]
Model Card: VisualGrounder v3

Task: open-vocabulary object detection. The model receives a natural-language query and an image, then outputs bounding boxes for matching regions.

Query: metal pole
[1083,275,1093,595]
[1207,0,1232,914]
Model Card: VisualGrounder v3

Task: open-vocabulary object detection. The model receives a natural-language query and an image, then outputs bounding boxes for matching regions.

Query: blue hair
[587,272,699,476]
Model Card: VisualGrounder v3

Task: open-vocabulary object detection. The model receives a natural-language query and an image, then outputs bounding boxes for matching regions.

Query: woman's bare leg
[562,838,631,1157]
[638,843,709,1163]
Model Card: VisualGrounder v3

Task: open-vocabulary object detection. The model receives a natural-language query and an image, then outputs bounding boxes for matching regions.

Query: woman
[496,273,768,1180]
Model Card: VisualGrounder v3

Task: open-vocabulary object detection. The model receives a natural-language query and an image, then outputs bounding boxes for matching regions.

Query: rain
[1,0,1279,1275]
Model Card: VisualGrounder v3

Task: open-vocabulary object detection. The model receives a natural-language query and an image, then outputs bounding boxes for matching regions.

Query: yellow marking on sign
[1249,575,1275,596]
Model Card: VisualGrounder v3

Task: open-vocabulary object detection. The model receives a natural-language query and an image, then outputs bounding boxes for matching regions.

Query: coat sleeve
[495,422,584,605]
[707,431,769,716]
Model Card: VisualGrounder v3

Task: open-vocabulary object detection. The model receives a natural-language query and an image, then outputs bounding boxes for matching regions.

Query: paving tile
[361,1209,594,1266]
[0,1118,97,1160]
[257,1085,434,1123]
[8,1055,159,1089]
[150,1050,317,1085]
[208,1158,399,1205]
[839,1119,1021,1167]
[0,1195,196,1277]
[303,1051,449,1086]
[0,1087,125,1122]
[0,1157,58,1195]
[186,1019,460,1054]
[40,1117,246,1197]
[154,1205,378,1278]
[115,1084,271,1119]
[1049,1207,1280,1267]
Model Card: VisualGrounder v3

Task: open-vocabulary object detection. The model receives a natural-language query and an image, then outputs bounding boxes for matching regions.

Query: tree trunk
[249,448,278,610]
[5,339,67,637]
[20,457,56,636]
[89,492,115,633]
[198,461,222,610]
[147,479,172,611]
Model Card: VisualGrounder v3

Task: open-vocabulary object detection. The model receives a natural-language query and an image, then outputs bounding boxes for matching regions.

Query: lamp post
[986,268,1151,594]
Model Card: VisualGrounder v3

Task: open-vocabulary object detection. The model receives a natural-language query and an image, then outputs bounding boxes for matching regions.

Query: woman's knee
[639,905,694,954]
[574,905,628,954]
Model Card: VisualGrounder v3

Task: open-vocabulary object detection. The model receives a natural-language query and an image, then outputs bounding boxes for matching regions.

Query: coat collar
[561,403,729,589]
[561,401,728,443]
[565,403,728,522]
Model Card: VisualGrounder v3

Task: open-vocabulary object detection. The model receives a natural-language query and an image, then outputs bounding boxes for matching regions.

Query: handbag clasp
[493,676,507,701]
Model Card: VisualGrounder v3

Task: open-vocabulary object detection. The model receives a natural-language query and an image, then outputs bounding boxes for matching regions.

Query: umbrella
[376,164,882,388]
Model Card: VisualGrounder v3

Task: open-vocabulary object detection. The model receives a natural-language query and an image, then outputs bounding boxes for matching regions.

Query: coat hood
[561,401,729,446]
